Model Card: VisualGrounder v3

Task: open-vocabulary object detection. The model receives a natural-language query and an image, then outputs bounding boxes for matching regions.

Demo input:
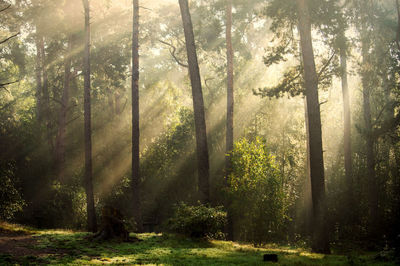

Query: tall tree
[225,0,234,240]
[339,33,354,212]
[132,0,143,232]
[296,0,330,254]
[55,35,72,184]
[34,33,43,122]
[359,1,378,237]
[38,35,52,150]
[83,0,97,233]
[179,0,210,204]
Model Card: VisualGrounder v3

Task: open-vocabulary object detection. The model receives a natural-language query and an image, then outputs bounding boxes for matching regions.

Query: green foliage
[166,203,227,239]
[0,162,25,220]
[227,137,287,244]
[140,107,197,221]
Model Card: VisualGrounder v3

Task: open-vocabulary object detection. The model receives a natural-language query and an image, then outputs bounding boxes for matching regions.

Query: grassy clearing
[0,221,37,235]
[0,223,398,265]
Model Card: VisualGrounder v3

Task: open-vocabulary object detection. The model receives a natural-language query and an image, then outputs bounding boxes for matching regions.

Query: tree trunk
[83,0,97,233]
[179,0,210,204]
[35,33,43,122]
[55,36,72,184]
[132,0,143,232]
[39,35,53,151]
[296,0,330,254]
[303,97,312,237]
[340,40,354,217]
[359,10,378,237]
[225,0,234,241]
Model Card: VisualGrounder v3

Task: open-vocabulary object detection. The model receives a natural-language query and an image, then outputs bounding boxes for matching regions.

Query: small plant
[166,202,227,239]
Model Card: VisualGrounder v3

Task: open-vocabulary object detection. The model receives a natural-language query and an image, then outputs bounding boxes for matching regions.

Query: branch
[319,100,328,106]
[139,6,153,12]
[0,4,11,12]
[121,98,128,113]
[204,78,214,90]
[317,51,336,80]
[372,101,397,127]
[159,39,188,68]
[50,96,64,107]
[0,80,19,87]
[1,87,10,93]
[0,32,20,45]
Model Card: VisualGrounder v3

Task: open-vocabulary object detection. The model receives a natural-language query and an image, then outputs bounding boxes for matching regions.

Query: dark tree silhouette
[131,0,143,232]
[179,0,210,204]
[296,0,329,254]
[83,0,97,233]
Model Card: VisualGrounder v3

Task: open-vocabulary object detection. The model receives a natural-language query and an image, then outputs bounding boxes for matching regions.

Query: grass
[0,222,398,265]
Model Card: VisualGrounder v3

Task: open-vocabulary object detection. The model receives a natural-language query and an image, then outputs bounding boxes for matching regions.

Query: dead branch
[159,39,188,68]
[139,6,153,12]
[0,80,19,87]
[0,4,11,13]
[0,32,20,45]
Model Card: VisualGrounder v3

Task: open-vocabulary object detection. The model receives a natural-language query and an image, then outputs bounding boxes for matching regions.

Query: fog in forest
[1,0,400,260]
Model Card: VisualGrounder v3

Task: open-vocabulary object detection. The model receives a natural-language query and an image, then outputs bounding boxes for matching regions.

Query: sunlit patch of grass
[299,251,325,259]
[1,225,399,265]
[0,221,37,235]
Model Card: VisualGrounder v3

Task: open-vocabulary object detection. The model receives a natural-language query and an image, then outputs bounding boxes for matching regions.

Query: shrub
[227,137,287,245]
[0,163,25,220]
[167,202,226,239]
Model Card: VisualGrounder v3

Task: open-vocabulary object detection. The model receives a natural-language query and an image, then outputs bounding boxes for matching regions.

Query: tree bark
[225,0,234,241]
[303,97,313,237]
[83,0,97,233]
[360,22,378,238]
[35,33,43,122]
[396,0,400,51]
[132,0,143,232]
[55,36,72,185]
[179,0,210,204]
[38,35,53,151]
[296,0,330,254]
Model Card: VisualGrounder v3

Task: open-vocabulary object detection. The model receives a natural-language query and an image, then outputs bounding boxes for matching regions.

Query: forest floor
[0,222,398,265]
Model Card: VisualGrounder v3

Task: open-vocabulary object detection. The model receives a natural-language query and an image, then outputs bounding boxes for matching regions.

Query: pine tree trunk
[179,0,210,204]
[296,0,330,254]
[35,33,43,122]
[360,16,378,238]
[55,36,72,184]
[39,36,53,151]
[132,0,143,232]
[303,98,312,237]
[83,0,97,233]
[340,42,354,217]
[225,0,234,241]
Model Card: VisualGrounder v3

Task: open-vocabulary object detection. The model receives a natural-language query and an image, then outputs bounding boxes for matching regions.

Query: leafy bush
[167,203,227,239]
[0,163,25,220]
[227,137,287,245]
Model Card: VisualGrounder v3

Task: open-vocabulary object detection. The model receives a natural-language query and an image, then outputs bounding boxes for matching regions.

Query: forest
[1,0,400,264]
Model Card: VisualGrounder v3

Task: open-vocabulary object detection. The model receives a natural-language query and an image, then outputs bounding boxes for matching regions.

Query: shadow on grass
[4,232,398,265]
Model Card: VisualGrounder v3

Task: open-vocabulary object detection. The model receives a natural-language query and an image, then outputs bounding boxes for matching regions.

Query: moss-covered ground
[0,222,398,265]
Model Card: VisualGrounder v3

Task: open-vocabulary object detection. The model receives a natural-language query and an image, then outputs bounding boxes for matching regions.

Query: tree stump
[90,206,139,242]
[263,253,278,262]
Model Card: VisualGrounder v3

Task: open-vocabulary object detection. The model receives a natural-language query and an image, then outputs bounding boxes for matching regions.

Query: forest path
[0,224,68,264]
